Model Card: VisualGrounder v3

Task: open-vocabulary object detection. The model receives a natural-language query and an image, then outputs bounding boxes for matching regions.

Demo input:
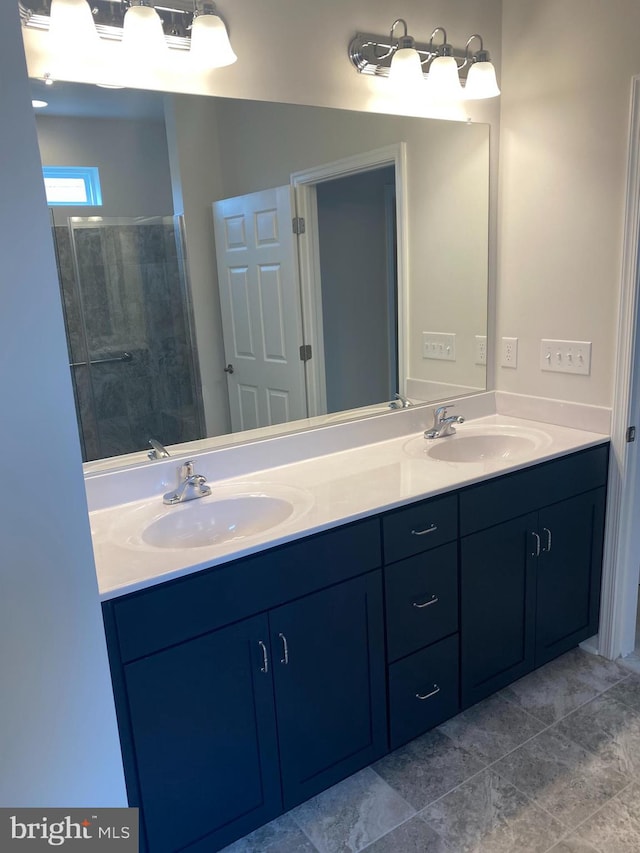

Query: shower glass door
[52,215,204,462]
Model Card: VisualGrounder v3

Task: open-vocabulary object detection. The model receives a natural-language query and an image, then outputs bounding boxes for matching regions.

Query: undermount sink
[403,423,553,464]
[110,483,313,551]
[142,495,295,549]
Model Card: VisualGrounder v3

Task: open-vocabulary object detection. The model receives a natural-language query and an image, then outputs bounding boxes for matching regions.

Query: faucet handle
[179,460,195,480]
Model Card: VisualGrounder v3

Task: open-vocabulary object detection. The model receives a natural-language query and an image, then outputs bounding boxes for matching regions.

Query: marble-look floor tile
[361,816,452,852]
[606,673,640,712]
[500,649,626,725]
[420,768,565,853]
[555,692,640,777]
[548,782,640,852]
[439,693,545,764]
[493,728,629,830]
[219,813,318,853]
[290,767,415,853]
[619,654,640,676]
[372,729,486,811]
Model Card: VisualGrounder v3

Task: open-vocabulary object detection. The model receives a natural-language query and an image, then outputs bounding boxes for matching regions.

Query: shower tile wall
[54,220,203,462]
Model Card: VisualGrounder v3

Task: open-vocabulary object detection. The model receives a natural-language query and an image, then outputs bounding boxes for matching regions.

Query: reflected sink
[142,495,294,549]
[404,423,553,464]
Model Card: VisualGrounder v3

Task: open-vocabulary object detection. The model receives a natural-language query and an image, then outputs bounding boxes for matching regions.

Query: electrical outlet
[540,340,592,375]
[501,336,518,368]
[475,335,487,366]
[422,332,456,361]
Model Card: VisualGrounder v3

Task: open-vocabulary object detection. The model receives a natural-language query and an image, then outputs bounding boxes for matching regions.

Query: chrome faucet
[389,393,413,409]
[163,461,212,505]
[424,405,465,439]
[148,438,170,460]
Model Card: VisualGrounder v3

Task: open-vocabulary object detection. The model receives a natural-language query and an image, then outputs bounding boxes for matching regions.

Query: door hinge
[299,344,312,362]
[292,217,306,235]
[627,425,636,443]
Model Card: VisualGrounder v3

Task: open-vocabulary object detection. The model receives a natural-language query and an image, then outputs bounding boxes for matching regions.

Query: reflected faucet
[424,405,465,439]
[148,438,170,460]
[163,461,212,505]
[389,393,413,410]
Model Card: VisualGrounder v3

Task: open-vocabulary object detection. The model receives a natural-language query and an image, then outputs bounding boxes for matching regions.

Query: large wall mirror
[30,79,490,470]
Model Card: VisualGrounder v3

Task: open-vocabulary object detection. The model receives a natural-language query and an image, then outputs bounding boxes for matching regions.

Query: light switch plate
[422,332,456,361]
[540,339,592,375]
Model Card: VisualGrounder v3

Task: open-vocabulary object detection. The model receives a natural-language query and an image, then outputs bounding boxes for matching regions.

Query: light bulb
[464,61,501,99]
[122,4,168,65]
[425,55,463,100]
[190,12,237,68]
[388,47,423,88]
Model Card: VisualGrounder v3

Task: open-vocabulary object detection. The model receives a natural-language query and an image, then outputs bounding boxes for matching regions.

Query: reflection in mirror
[32,80,489,468]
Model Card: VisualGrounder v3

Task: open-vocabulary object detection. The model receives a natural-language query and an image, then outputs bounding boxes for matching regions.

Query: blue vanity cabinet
[270,571,387,810]
[535,488,606,667]
[382,495,461,748]
[122,615,281,853]
[102,518,386,853]
[459,444,609,708]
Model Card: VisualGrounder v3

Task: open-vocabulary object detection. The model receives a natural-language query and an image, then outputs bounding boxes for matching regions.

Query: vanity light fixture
[387,19,422,87]
[122,0,168,62]
[190,1,237,68]
[19,0,237,73]
[348,20,500,100]
[463,34,501,100]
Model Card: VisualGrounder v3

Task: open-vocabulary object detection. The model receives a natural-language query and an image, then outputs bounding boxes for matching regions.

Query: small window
[43,166,103,207]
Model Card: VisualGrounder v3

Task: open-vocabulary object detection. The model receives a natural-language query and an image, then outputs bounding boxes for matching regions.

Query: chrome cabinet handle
[258,640,268,673]
[543,527,552,553]
[411,523,438,537]
[416,684,441,701]
[279,633,289,665]
[413,594,439,609]
[532,531,541,557]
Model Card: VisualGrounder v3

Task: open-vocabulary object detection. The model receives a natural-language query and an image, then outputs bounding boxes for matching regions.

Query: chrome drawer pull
[411,523,438,537]
[416,684,441,701]
[543,527,552,553]
[413,594,439,609]
[258,640,269,674]
[531,531,541,557]
[279,632,289,665]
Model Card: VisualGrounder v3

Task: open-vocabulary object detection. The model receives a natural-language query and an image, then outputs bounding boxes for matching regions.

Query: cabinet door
[536,488,606,666]
[124,615,280,853]
[271,572,387,810]
[460,514,537,708]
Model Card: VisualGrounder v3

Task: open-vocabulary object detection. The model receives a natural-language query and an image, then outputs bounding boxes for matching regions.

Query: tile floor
[222,647,640,853]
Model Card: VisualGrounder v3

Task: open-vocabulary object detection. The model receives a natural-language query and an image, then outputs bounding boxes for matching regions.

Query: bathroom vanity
[96,416,609,853]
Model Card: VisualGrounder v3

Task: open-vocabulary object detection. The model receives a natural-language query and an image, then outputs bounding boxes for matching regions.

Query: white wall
[498,0,640,406]
[0,5,126,805]
[36,114,173,221]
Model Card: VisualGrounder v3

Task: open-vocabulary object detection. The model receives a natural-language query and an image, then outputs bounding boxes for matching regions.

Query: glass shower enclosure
[52,215,204,462]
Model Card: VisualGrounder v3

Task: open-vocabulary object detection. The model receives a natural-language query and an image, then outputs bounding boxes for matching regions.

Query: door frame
[599,74,640,660]
[290,143,408,418]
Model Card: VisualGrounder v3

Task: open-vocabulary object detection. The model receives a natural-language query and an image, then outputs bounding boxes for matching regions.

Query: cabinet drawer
[383,494,457,564]
[459,444,609,536]
[385,542,458,663]
[388,635,459,749]
[109,518,381,662]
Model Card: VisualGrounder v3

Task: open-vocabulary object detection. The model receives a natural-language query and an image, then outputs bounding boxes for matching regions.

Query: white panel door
[213,187,307,432]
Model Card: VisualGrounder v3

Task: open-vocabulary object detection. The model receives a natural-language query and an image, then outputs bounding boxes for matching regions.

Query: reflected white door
[213,187,307,432]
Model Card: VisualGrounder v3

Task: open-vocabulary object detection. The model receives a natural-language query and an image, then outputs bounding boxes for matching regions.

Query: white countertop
[90,413,609,601]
